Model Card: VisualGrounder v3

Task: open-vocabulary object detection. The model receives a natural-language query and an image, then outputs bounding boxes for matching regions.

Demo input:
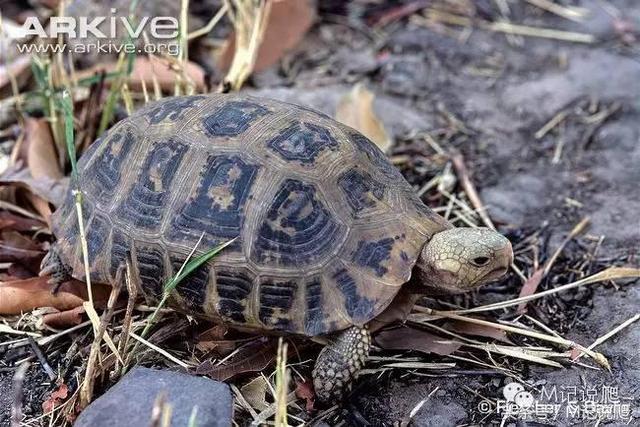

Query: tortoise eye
[471,256,490,267]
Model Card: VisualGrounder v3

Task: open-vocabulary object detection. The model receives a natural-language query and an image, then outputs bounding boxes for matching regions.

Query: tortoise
[40,94,513,401]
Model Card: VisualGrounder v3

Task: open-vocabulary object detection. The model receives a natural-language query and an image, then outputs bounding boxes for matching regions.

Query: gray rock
[74,367,232,427]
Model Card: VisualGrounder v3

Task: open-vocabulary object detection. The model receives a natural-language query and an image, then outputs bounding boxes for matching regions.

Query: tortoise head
[415,227,513,294]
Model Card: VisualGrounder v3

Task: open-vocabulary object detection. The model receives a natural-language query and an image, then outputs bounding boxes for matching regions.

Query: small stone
[74,367,232,427]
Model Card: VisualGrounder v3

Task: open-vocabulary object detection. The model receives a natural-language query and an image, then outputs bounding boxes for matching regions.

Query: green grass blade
[59,90,77,181]
[123,237,236,374]
[164,237,237,294]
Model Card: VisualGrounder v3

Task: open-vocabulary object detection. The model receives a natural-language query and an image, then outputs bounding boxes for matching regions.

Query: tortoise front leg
[312,326,371,402]
[39,245,72,293]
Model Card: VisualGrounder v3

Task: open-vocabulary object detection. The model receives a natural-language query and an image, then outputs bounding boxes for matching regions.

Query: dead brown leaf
[0,230,44,274]
[196,324,229,352]
[375,326,462,356]
[42,383,68,414]
[218,0,315,73]
[295,379,315,412]
[0,162,69,207]
[24,118,63,181]
[0,211,45,231]
[336,83,392,152]
[0,277,109,315]
[42,306,86,328]
[443,320,513,344]
[75,57,205,92]
[195,338,276,381]
[241,376,269,412]
[517,268,544,314]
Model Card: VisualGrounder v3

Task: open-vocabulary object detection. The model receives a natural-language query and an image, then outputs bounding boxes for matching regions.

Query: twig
[80,274,123,408]
[221,0,272,92]
[27,337,56,381]
[578,314,640,359]
[117,251,139,373]
[419,10,595,43]
[400,386,439,427]
[128,332,190,368]
[275,338,289,427]
[188,4,228,40]
[543,217,590,277]
[486,21,595,43]
[450,153,494,229]
[449,267,640,314]
[535,110,569,139]
[525,0,588,22]
[429,311,608,368]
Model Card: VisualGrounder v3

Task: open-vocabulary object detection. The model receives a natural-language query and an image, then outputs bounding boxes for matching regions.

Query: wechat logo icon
[503,382,535,409]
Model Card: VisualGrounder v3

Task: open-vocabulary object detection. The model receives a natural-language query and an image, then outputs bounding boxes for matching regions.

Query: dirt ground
[1,0,639,426]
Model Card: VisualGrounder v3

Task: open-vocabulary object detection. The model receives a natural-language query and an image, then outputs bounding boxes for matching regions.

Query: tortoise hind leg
[40,245,72,293]
[312,326,371,403]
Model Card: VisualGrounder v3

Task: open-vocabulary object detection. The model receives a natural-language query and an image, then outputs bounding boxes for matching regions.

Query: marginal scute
[258,279,298,330]
[252,179,345,268]
[202,100,270,137]
[135,244,166,299]
[116,139,188,230]
[304,277,325,336]
[169,154,258,248]
[215,267,253,323]
[109,228,129,277]
[267,122,339,164]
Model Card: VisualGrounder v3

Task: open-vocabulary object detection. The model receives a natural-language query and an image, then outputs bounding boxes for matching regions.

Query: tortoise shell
[52,94,451,336]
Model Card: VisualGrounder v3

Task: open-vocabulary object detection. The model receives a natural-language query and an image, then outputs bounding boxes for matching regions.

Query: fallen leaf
[517,268,544,314]
[0,230,44,273]
[0,277,109,315]
[218,0,315,73]
[375,326,462,356]
[75,57,205,92]
[241,376,269,412]
[42,306,86,328]
[196,338,276,381]
[295,379,315,412]
[196,324,229,352]
[443,320,513,344]
[0,162,69,207]
[42,383,69,414]
[24,118,63,181]
[336,83,392,152]
[0,211,46,231]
